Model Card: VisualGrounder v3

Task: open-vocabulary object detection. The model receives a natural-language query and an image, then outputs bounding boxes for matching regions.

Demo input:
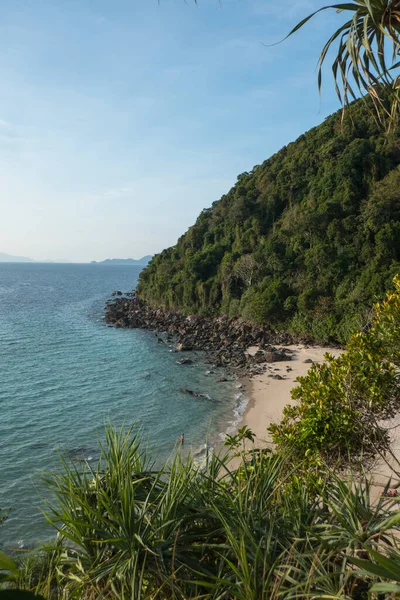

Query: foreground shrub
[4,425,398,599]
[269,275,400,465]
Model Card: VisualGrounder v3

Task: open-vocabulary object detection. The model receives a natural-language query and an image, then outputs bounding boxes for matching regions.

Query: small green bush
[269,276,400,464]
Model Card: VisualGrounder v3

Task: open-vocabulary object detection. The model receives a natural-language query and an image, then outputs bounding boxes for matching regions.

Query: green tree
[137,100,400,342]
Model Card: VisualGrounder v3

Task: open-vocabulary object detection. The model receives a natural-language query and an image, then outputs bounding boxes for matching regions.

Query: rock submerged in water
[176,358,193,365]
[31,442,48,450]
[67,447,95,462]
[180,388,211,400]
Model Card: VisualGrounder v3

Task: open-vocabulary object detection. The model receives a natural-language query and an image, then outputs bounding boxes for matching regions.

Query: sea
[0,263,247,548]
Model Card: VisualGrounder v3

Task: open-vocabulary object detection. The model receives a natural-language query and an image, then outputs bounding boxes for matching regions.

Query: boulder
[264,350,287,362]
[176,343,193,352]
[180,388,209,399]
[176,358,193,365]
[181,388,197,396]
[252,350,267,364]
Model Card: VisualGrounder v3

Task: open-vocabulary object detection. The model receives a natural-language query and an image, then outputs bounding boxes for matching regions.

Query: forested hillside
[137,101,400,342]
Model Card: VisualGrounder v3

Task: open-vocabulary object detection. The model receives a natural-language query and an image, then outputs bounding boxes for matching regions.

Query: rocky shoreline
[104,293,314,378]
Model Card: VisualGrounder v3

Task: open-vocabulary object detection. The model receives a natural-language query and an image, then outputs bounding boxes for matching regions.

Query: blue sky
[1,0,345,262]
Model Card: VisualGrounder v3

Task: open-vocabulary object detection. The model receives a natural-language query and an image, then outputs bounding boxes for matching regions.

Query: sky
[0,0,346,262]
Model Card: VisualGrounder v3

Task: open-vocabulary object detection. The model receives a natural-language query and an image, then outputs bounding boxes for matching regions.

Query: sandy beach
[238,343,400,496]
[241,344,342,448]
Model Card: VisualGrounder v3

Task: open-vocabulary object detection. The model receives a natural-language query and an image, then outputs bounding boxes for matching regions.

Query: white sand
[241,344,341,446]
[237,343,400,497]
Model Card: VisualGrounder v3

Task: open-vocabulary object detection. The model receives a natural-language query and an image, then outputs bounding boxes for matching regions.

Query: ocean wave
[218,388,249,440]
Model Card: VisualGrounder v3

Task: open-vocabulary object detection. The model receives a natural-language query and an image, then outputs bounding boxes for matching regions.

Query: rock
[103,292,303,378]
[216,377,228,383]
[381,488,399,497]
[247,350,267,364]
[176,358,193,365]
[247,348,287,364]
[114,319,126,328]
[281,347,294,354]
[31,442,48,449]
[111,290,123,296]
[303,358,314,363]
[264,350,287,362]
[180,388,210,399]
[272,374,284,380]
[176,343,193,352]
[181,388,196,396]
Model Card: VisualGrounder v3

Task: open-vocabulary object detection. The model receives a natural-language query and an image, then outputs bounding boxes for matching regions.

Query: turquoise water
[0,263,244,548]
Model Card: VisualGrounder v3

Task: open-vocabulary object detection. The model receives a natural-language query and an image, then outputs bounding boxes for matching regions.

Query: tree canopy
[137,100,400,343]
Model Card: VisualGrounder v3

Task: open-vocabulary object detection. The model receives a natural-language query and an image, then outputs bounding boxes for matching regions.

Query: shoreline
[238,344,342,450]
[210,345,342,473]
[104,295,346,461]
[235,344,400,499]
[104,294,318,378]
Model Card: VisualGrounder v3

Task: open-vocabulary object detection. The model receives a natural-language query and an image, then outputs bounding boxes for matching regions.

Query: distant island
[0,253,153,265]
[91,256,152,266]
[0,252,35,263]
[0,253,70,263]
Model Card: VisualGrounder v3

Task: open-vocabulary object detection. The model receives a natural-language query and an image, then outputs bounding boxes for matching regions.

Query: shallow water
[0,263,245,547]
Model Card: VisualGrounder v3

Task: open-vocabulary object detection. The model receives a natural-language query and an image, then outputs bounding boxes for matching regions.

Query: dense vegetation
[2,425,400,600]
[137,100,400,342]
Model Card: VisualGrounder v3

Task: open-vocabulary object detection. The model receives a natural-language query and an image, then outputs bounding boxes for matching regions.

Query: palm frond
[284,0,400,130]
